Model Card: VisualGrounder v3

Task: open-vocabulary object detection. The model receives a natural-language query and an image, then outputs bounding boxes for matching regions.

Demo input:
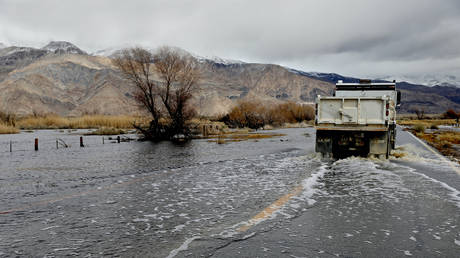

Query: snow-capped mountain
[292,70,361,84]
[42,41,86,55]
[196,55,245,65]
[92,47,123,57]
[377,74,460,87]
[92,45,246,66]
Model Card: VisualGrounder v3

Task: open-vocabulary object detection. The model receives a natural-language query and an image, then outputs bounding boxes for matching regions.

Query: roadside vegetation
[402,109,460,163]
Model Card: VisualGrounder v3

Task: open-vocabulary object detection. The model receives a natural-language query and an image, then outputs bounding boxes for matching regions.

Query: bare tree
[113,48,163,140]
[154,47,200,137]
[113,46,200,141]
[414,108,425,120]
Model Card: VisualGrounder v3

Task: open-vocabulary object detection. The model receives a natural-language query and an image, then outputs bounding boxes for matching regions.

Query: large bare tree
[113,46,200,141]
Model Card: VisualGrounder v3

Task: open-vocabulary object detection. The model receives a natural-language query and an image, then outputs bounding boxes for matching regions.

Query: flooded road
[0,128,459,257]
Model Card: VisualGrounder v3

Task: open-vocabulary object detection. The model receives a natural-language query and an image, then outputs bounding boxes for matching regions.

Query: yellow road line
[407,131,460,176]
[237,185,303,232]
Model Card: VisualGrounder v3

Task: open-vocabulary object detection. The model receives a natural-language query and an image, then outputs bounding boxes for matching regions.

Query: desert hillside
[0,41,458,116]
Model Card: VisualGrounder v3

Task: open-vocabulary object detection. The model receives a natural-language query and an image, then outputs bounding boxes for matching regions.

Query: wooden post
[80,136,84,147]
[34,138,38,151]
[203,125,208,137]
[102,137,105,144]
[56,139,58,149]
[117,136,121,143]
[10,140,12,152]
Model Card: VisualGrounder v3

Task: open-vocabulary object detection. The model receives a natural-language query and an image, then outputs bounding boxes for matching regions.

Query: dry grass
[397,119,457,126]
[0,122,19,134]
[414,130,460,161]
[16,115,149,129]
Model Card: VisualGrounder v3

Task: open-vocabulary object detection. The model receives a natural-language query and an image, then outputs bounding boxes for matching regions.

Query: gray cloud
[0,0,459,78]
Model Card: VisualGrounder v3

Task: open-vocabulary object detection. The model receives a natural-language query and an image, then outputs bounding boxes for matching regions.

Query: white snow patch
[409,236,416,241]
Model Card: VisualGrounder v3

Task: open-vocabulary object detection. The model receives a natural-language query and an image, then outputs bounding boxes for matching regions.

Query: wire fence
[0,135,137,154]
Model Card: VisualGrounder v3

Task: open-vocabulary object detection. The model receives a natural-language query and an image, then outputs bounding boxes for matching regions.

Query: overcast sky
[1,0,459,78]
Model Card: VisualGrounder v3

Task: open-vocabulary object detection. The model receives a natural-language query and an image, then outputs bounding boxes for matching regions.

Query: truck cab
[315,80,400,159]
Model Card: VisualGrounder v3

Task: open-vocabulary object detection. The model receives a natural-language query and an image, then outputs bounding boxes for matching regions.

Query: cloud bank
[1,0,459,77]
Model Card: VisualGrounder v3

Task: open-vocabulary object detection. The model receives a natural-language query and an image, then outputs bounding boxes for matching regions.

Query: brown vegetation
[16,115,146,129]
[0,111,19,134]
[221,101,314,129]
[397,119,457,127]
[415,131,460,160]
[0,122,19,134]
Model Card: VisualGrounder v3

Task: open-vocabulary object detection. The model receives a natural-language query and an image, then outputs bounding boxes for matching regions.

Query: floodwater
[0,128,459,257]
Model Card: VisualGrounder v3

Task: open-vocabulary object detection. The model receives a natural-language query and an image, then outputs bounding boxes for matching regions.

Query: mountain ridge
[0,41,459,116]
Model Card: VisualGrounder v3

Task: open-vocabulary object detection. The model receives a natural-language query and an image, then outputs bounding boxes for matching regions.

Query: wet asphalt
[0,128,459,257]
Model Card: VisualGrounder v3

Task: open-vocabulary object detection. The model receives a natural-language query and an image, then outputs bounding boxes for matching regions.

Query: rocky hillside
[0,41,458,116]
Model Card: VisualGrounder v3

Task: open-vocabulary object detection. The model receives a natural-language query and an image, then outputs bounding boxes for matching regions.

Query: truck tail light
[385,102,389,116]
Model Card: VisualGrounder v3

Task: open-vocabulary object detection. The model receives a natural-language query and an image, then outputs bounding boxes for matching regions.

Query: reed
[0,122,19,134]
[17,115,149,129]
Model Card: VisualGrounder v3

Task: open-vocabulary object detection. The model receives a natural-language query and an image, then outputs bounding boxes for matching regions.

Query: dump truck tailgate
[317,96,387,126]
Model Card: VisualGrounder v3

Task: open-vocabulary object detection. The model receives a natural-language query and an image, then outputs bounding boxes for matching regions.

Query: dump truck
[315,79,401,159]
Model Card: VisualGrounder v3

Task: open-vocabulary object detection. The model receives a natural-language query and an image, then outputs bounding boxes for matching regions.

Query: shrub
[413,123,425,133]
[443,109,459,119]
[222,101,314,129]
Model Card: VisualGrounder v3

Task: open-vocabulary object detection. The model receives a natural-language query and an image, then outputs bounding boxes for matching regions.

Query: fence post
[34,138,38,151]
[102,137,105,144]
[56,139,58,149]
[80,136,84,147]
[10,140,12,152]
[117,136,121,143]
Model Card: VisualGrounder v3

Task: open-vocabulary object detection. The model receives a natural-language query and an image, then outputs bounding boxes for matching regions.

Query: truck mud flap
[316,131,333,156]
[369,132,388,155]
